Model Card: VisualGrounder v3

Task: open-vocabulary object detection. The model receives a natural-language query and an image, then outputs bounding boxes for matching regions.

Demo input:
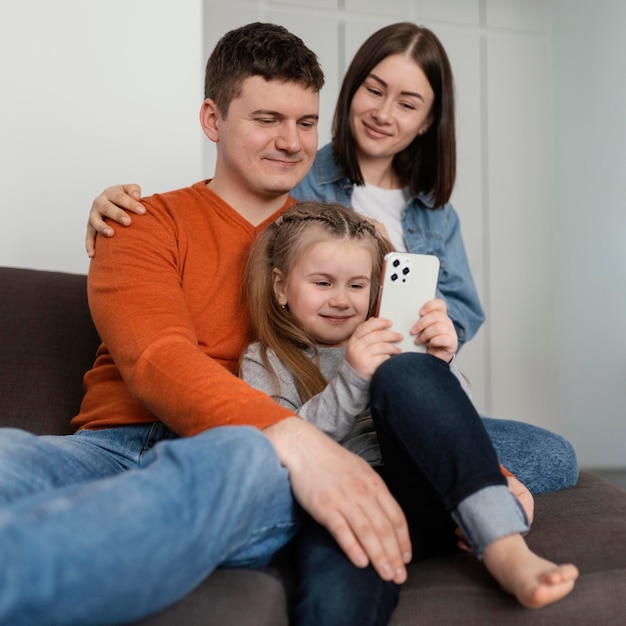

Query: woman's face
[349,53,435,163]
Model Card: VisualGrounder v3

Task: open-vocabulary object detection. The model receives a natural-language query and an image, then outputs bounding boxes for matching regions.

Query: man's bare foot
[482,534,579,608]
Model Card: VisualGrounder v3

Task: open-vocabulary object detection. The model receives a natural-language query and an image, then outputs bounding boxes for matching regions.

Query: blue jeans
[0,423,303,625]
[295,353,564,626]
[481,416,578,494]
[294,522,401,626]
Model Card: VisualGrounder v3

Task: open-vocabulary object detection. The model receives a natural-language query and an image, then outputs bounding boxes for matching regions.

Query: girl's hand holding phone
[346,317,402,380]
[412,298,458,362]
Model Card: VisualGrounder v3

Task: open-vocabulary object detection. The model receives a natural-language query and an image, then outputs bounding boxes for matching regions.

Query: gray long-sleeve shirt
[240,344,470,466]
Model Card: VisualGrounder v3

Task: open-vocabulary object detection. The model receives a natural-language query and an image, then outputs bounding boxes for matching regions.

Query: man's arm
[86,189,294,435]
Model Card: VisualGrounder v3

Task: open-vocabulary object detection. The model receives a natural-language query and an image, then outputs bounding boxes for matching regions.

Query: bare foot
[482,534,579,608]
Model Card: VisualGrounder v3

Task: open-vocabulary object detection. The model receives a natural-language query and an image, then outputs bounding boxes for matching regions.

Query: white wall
[551,0,626,468]
[0,0,204,274]
[1,0,623,468]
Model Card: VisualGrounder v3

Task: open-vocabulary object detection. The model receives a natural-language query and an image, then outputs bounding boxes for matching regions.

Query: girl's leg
[370,353,514,537]
[294,521,400,626]
[0,426,301,626]
[481,534,579,608]
[370,353,577,607]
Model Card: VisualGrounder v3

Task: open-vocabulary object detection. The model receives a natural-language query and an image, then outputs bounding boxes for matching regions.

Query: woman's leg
[481,417,579,493]
[294,521,400,626]
[0,426,301,626]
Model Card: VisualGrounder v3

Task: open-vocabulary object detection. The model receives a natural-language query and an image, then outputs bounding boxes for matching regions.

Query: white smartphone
[375,252,440,353]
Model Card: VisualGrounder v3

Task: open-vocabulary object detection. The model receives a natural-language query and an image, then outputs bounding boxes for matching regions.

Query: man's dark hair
[204,22,325,117]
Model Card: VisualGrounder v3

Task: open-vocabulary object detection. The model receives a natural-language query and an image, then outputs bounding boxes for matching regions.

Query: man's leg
[0,426,301,626]
[0,425,163,503]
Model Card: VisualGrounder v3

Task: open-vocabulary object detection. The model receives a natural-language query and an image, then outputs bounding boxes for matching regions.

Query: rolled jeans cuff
[451,485,530,559]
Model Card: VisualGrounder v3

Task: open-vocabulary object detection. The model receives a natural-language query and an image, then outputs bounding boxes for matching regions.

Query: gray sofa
[1,266,625,626]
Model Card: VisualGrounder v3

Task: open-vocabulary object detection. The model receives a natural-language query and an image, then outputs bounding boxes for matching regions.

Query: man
[0,23,409,625]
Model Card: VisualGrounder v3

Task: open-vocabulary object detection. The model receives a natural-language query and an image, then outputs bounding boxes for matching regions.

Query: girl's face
[273,236,375,347]
[349,53,435,164]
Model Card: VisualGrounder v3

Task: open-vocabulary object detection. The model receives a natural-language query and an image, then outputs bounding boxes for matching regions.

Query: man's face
[205,76,319,206]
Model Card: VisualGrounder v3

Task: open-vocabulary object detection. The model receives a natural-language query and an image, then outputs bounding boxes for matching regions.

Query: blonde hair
[242,201,393,403]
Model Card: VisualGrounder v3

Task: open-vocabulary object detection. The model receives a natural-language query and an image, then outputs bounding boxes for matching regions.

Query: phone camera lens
[391,273,398,281]
[402,267,410,275]
[393,259,400,267]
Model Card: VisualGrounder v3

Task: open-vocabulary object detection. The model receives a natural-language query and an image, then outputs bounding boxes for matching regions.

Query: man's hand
[263,417,411,583]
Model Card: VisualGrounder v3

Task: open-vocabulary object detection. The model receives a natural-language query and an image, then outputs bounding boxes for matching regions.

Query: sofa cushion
[130,568,290,626]
[0,267,100,434]
[390,471,626,625]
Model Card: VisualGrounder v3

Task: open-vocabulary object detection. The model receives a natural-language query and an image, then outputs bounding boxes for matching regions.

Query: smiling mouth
[263,155,303,167]
[321,315,352,324]
[362,121,391,138]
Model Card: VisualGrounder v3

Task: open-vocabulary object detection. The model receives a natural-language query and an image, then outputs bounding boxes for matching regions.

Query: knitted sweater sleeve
[84,188,294,436]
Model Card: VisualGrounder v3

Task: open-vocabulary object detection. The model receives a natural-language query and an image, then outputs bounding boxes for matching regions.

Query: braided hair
[242,201,393,402]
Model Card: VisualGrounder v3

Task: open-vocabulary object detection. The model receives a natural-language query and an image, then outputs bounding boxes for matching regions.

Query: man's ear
[272,268,288,307]
[200,98,220,142]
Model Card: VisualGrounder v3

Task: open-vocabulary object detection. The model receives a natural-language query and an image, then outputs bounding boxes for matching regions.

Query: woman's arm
[435,206,485,348]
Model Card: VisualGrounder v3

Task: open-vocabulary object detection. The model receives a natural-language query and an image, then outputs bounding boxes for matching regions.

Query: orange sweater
[72,181,296,436]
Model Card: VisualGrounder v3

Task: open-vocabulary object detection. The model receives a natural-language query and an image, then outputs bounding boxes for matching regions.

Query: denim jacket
[293,143,485,347]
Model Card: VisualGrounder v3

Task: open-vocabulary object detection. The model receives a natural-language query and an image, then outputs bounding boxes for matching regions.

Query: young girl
[83,22,578,497]
[241,200,578,626]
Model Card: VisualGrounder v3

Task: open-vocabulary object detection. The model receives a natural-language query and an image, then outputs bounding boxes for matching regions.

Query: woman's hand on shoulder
[86,184,145,257]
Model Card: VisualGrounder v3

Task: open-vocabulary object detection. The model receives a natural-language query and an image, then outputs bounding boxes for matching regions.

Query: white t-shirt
[351,184,409,251]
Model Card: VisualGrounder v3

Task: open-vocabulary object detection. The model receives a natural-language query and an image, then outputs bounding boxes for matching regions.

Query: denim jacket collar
[311,143,436,209]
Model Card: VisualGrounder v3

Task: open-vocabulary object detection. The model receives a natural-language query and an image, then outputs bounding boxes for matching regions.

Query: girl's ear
[272,268,288,307]
[200,98,220,142]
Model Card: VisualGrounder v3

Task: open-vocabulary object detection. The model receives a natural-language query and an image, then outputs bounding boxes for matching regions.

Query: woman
[84,22,578,495]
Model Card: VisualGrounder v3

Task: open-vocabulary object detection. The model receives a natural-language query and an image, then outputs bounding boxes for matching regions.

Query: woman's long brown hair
[333,22,456,208]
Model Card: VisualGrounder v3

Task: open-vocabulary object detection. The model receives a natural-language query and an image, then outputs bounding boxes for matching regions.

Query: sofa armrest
[0,267,100,435]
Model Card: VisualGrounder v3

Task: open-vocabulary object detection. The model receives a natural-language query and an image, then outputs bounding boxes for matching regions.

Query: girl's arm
[241,344,370,443]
